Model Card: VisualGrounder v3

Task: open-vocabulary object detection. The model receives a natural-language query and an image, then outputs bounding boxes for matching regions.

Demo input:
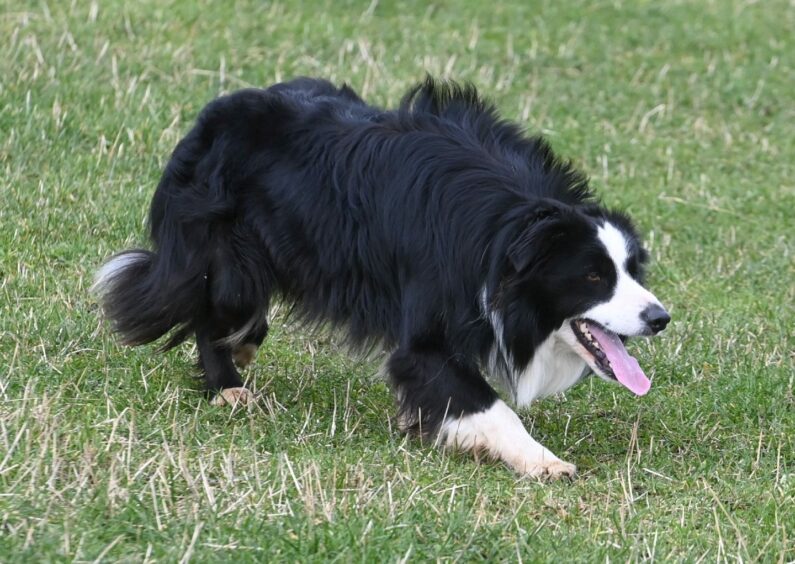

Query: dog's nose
[641,304,671,334]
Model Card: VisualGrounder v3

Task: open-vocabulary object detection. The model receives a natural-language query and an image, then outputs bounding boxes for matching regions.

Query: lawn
[1,0,793,561]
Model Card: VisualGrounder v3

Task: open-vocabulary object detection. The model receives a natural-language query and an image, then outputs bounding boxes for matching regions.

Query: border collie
[94,77,670,478]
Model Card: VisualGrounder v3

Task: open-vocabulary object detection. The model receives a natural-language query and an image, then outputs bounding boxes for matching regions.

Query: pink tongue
[587,323,651,396]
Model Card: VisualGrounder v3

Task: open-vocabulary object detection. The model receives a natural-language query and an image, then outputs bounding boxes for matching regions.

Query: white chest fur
[513,334,589,407]
[481,287,589,407]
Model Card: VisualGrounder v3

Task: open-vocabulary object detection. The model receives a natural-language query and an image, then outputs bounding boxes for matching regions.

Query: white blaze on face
[581,222,663,337]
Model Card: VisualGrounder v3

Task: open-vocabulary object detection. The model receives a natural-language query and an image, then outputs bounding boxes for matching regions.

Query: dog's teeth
[576,321,605,356]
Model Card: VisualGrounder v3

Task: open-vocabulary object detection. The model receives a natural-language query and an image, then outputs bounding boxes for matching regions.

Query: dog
[93,77,670,478]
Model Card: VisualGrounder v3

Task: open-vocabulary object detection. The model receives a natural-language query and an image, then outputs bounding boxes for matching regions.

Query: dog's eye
[586,272,601,282]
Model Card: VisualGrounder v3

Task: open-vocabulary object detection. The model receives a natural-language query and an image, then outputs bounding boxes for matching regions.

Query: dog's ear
[507,200,569,272]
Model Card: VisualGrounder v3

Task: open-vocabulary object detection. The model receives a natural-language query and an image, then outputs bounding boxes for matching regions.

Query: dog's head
[496,200,670,395]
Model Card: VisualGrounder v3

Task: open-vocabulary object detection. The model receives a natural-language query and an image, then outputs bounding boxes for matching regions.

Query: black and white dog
[94,77,670,478]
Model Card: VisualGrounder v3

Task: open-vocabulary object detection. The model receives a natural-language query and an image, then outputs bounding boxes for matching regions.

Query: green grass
[2,0,793,561]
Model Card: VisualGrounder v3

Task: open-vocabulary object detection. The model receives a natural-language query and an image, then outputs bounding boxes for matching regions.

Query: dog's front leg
[387,344,575,479]
[440,399,576,478]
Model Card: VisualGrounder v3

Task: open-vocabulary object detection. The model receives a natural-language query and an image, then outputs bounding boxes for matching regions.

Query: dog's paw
[232,344,258,368]
[210,387,255,407]
[518,459,577,480]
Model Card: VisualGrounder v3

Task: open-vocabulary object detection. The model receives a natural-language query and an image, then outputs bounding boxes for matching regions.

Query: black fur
[96,77,648,436]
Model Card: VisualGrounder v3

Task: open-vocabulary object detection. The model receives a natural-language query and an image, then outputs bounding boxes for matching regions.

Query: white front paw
[510,458,577,479]
[439,400,577,480]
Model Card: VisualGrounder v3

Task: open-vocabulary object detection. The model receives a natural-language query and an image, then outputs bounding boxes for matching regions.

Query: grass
[1,0,793,560]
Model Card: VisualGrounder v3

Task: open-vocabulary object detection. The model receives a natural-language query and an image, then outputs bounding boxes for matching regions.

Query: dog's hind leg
[388,341,576,479]
[196,325,254,407]
[199,233,273,406]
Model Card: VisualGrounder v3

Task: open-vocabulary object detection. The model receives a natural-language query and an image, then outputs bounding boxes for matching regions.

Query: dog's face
[500,202,669,395]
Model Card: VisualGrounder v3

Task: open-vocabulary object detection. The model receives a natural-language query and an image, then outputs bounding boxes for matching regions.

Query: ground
[1,0,793,561]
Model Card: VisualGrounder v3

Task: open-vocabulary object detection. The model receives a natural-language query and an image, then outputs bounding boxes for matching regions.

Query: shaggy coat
[95,78,670,477]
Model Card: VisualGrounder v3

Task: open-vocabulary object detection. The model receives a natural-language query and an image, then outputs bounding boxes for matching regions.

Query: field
[1,0,793,561]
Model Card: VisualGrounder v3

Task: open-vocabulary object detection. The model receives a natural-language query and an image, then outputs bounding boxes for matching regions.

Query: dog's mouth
[570,319,651,396]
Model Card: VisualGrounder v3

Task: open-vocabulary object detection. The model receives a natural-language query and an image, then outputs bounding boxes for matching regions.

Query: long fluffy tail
[92,248,205,349]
